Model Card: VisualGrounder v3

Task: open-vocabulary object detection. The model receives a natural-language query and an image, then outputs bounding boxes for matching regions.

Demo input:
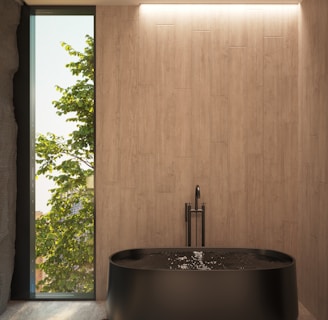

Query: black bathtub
[107,248,298,320]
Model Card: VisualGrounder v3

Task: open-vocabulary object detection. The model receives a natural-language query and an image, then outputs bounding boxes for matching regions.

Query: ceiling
[24,0,302,5]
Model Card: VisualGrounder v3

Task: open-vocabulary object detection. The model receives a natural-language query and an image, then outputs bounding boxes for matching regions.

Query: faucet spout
[195,185,200,210]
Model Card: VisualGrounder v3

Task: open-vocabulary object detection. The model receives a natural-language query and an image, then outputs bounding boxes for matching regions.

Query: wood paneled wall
[298,0,328,319]
[96,5,299,299]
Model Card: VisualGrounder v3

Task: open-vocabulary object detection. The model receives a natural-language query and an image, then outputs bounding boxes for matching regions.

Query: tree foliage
[35,35,94,293]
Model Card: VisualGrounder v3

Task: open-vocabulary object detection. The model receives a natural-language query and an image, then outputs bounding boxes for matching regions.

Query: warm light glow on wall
[139,3,299,14]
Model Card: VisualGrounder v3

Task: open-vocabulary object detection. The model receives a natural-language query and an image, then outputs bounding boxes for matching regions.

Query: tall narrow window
[31,9,94,299]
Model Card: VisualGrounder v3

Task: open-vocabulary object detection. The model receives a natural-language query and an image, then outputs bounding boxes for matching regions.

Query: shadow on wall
[0,0,21,315]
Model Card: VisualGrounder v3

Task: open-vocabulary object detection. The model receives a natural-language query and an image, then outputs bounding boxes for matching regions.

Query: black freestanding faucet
[185,185,205,247]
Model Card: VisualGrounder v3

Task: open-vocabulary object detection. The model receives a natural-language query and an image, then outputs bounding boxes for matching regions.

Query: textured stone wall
[0,0,21,315]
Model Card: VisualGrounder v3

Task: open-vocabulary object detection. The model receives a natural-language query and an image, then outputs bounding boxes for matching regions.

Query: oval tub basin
[107,248,298,320]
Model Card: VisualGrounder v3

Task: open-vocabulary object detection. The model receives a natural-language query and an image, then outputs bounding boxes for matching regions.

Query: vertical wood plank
[119,16,139,189]
[263,36,284,250]
[175,11,192,89]
[228,7,248,47]
[191,30,212,182]
[227,47,247,246]
[209,141,230,246]
[210,7,229,99]
[139,8,156,86]
[156,25,175,89]
[137,86,157,154]
[174,89,193,157]
[245,9,264,247]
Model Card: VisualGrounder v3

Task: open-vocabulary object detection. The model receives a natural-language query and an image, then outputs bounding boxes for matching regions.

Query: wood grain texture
[96,5,299,300]
[298,0,328,319]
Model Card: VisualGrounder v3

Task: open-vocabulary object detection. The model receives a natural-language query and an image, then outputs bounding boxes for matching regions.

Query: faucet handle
[195,185,200,199]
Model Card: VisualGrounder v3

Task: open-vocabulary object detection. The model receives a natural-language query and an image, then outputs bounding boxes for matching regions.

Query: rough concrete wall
[0,0,20,315]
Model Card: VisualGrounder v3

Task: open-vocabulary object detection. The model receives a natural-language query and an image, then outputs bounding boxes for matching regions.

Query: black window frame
[12,4,96,300]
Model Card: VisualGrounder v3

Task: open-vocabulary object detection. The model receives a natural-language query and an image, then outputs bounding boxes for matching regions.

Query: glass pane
[33,15,94,296]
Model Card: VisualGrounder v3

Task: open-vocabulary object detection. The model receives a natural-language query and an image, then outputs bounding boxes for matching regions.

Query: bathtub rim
[109,247,296,272]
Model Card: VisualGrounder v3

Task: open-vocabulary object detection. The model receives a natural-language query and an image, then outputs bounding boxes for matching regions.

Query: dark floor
[0,300,316,320]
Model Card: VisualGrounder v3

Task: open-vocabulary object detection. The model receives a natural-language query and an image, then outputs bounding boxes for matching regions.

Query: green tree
[35,35,94,293]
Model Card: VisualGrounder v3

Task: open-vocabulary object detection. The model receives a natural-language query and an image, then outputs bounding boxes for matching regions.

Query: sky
[35,15,94,213]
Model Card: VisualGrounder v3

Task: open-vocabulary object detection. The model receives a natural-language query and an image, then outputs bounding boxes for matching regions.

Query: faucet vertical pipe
[185,203,187,245]
[187,203,192,247]
[185,186,205,247]
[202,203,205,247]
[185,203,189,246]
